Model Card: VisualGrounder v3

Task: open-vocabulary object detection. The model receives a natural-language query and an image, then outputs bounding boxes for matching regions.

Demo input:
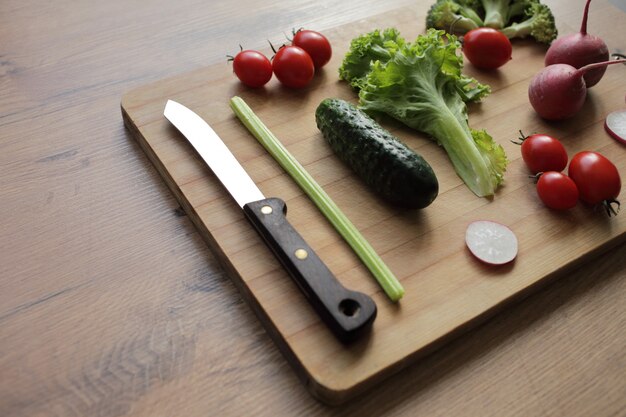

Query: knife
[164,100,377,342]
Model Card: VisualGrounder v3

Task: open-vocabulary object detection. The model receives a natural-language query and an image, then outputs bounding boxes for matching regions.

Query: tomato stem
[511,130,524,145]
[511,129,532,145]
[529,172,543,183]
[603,199,621,217]
[268,40,278,55]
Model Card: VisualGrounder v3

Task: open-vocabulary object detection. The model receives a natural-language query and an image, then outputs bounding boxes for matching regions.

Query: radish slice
[465,220,518,265]
[605,109,626,144]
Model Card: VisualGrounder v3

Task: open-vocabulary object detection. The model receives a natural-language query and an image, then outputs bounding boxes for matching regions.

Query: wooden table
[2,0,625,415]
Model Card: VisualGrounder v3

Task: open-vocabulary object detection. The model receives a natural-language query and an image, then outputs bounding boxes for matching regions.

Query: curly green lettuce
[338,28,406,91]
[339,28,507,197]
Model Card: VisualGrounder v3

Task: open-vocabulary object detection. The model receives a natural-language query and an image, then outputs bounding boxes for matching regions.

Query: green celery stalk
[229,96,404,302]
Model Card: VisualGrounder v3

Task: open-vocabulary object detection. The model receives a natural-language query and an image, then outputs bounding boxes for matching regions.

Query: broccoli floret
[480,0,512,28]
[460,0,483,10]
[501,2,557,44]
[424,0,558,43]
[480,0,553,30]
[341,28,506,197]
[426,0,484,34]
[507,0,540,21]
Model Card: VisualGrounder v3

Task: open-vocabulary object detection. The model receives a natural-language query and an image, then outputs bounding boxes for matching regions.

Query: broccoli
[507,0,540,21]
[339,29,507,197]
[480,0,514,28]
[425,0,557,45]
[426,0,484,34]
[501,2,557,44]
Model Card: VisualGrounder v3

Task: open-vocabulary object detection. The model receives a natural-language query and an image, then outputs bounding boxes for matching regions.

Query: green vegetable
[481,0,514,28]
[425,0,558,44]
[230,96,405,302]
[339,28,507,198]
[426,0,484,34]
[315,98,439,209]
[500,2,557,44]
[338,28,406,91]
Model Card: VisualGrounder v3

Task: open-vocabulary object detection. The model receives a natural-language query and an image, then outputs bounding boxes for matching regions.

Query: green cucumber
[315,98,439,209]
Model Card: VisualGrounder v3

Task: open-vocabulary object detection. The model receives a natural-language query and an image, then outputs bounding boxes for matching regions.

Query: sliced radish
[605,109,626,144]
[465,220,518,265]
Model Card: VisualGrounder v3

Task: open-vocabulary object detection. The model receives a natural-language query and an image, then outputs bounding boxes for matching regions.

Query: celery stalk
[229,96,404,302]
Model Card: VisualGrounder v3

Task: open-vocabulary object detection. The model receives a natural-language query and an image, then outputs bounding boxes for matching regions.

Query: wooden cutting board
[121,0,626,405]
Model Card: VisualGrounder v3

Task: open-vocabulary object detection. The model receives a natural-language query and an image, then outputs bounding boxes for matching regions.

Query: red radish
[544,0,609,87]
[528,59,626,120]
[465,220,518,265]
[605,109,626,144]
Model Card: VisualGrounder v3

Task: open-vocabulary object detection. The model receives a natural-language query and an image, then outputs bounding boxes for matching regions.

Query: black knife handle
[243,198,377,343]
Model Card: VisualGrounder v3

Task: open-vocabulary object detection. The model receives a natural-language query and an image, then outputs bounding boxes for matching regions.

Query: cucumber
[315,98,438,209]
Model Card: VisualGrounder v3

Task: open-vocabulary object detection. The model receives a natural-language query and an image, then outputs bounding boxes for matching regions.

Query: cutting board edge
[120,98,396,405]
[121,100,320,392]
[120,97,411,404]
[120,95,626,405]
[317,228,626,404]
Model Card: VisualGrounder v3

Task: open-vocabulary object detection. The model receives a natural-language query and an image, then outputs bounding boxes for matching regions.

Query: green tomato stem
[230,96,404,302]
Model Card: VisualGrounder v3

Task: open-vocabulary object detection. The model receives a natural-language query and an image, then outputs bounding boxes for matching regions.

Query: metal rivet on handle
[261,205,273,214]
[294,248,308,260]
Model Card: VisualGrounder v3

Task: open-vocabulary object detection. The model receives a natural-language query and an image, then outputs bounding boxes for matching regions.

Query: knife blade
[164,100,377,342]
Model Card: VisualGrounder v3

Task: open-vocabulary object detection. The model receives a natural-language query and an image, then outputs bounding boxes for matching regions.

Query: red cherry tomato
[230,50,273,88]
[292,29,332,69]
[568,151,621,214]
[463,28,512,69]
[272,45,315,89]
[536,171,579,210]
[517,132,568,174]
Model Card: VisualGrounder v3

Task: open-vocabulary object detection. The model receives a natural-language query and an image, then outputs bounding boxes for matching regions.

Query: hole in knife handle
[339,299,360,317]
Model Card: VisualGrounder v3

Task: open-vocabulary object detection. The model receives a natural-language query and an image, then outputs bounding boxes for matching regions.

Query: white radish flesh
[605,109,626,144]
[465,220,518,265]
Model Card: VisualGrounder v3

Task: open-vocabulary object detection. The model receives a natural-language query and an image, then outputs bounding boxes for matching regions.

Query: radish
[465,220,518,265]
[544,0,609,87]
[528,59,626,120]
[605,109,626,144]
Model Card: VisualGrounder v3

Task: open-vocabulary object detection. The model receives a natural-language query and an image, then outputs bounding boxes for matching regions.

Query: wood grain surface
[2,0,626,415]
[121,0,626,404]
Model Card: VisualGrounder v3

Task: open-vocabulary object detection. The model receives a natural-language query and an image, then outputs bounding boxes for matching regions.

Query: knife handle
[243,198,377,343]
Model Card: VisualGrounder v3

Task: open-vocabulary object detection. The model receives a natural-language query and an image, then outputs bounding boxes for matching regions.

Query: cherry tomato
[463,28,512,70]
[292,29,332,69]
[272,45,315,89]
[568,151,621,214]
[536,171,579,210]
[230,50,273,88]
[517,132,568,174]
